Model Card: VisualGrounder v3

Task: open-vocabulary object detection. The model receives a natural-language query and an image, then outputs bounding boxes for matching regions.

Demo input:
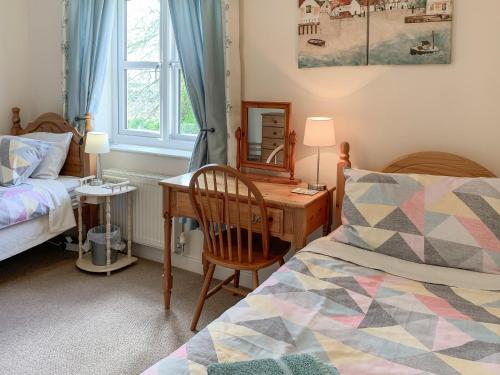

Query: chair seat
[204,228,290,271]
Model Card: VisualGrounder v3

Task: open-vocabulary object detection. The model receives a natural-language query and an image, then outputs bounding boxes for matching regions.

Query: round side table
[75,183,138,276]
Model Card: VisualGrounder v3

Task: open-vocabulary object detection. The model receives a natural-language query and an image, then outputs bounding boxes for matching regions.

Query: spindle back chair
[188,164,290,331]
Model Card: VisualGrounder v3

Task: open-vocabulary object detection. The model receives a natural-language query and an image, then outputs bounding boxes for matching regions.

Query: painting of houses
[298,0,453,68]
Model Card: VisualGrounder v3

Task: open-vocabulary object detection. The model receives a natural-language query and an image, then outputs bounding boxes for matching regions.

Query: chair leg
[233,270,240,296]
[202,250,208,276]
[279,258,285,266]
[191,263,216,332]
[252,270,259,290]
[234,270,240,288]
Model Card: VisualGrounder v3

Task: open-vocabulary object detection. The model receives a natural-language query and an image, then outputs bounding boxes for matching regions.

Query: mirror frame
[239,101,292,173]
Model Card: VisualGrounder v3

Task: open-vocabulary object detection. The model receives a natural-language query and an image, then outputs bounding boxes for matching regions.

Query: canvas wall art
[298,0,453,68]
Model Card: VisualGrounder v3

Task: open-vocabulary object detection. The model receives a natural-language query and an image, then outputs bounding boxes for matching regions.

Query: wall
[240,0,500,185]
[0,0,31,133]
[0,0,63,133]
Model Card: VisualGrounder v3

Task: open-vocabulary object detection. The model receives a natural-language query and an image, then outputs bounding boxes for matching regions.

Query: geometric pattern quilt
[0,136,51,186]
[332,169,500,274]
[0,183,51,230]
[143,251,500,375]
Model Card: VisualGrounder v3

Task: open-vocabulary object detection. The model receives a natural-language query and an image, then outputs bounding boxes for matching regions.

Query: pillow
[332,168,500,274]
[0,136,52,186]
[20,132,73,179]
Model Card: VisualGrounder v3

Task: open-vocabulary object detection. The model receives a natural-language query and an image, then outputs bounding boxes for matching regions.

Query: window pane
[127,69,160,133]
[126,0,160,61]
[179,73,198,135]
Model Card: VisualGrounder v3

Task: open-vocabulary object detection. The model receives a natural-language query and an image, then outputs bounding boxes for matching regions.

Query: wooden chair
[189,164,290,331]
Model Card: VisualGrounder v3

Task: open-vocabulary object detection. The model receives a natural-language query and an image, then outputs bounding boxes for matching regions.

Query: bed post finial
[340,142,350,163]
[11,107,21,135]
[335,142,352,230]
[84,113,93,134]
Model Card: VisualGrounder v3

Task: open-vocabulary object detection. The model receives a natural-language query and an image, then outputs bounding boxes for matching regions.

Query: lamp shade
[85,132,110,154]
[303,117,336,147]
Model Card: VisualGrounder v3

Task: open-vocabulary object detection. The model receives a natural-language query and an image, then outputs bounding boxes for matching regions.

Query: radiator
[102,168,170,249]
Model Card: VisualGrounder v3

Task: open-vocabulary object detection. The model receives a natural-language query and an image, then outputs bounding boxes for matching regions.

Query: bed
[0,108,96,261]
[144,143,500,375]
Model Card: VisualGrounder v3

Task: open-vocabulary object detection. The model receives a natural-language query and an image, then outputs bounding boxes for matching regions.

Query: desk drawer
[173,191,224,218]
[226,203,283,237]
[173,191,283,237]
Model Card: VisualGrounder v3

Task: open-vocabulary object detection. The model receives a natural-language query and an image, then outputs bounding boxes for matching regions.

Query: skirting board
[132,242,294,290]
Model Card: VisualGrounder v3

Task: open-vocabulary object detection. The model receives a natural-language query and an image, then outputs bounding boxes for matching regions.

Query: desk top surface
[160,172,335,208]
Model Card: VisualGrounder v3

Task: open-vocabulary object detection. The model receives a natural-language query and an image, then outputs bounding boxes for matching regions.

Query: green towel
[207,354,339,375]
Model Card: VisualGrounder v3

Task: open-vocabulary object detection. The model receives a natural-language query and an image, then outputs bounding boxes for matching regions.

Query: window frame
[113,0,197,151]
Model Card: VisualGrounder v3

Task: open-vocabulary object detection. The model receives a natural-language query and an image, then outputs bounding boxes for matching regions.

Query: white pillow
[20,132,73,179]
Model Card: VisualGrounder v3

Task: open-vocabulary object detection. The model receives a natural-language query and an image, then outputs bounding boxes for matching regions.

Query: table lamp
[303,117,336,191]
[85,132,110,186]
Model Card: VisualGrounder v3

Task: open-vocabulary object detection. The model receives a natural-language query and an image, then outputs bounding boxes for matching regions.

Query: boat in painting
[307,38,326,47]
[410,31,440,55]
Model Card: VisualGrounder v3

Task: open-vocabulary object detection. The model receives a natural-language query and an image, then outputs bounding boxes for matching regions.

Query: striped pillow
[332,169,500,274]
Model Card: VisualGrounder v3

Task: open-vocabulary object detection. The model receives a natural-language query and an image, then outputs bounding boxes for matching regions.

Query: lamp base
[308,183,327,191]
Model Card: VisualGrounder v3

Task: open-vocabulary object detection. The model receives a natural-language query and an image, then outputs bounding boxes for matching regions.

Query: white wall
[0,0,63,133]
[0,0,31,133]
[241,0,500,185]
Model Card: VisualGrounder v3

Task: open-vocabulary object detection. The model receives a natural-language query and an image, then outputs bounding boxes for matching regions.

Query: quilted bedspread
[144,245,500,375]
[0,183,51,230]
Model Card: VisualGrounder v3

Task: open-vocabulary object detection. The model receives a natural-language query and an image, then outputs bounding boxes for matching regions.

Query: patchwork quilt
[0,183,52,230]
[144,244,500,375]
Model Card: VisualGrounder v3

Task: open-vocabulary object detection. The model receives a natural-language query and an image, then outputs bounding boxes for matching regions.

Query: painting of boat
[308,38,326,47]
[410,31,440,55]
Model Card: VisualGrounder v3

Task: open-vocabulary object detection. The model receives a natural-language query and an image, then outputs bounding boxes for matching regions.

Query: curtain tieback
[200,128,215,133]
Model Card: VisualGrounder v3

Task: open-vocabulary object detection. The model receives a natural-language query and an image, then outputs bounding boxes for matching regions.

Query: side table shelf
[76,253,138,273]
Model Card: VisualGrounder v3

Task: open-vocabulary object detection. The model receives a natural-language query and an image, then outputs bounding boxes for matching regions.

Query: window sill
[110,144,192,160]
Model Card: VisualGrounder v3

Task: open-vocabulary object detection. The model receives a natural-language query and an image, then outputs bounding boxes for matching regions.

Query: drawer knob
[273,132,277,135]
[273,120,277,123]
[252,214,262,224]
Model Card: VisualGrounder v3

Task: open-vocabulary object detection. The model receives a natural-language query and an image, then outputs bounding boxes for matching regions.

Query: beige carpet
[0,245,241,375]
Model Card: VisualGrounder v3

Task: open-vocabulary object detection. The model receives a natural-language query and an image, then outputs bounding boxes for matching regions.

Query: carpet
[0,245,241,375]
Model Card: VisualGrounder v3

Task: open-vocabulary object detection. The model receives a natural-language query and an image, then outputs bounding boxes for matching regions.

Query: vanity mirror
[236,101,298,184]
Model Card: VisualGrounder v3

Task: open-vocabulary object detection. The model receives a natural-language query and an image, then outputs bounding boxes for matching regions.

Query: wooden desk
[160,173,335,309]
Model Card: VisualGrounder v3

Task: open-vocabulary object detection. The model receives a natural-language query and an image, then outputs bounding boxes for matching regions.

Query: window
[306,5,312,13]
[115,0,197,150]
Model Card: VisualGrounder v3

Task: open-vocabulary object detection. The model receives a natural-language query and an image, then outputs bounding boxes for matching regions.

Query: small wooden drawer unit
[260,112,285,163]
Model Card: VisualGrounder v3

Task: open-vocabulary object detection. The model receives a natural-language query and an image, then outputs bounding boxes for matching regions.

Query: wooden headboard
[335,142,496,229]
[10,107,96,178]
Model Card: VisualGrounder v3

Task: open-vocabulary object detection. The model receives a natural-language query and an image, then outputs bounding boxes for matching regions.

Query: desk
[160,173,335,309]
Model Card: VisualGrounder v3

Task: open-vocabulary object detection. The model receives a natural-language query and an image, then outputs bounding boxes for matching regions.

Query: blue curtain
[66,0,116,133]
[169,0,228,171]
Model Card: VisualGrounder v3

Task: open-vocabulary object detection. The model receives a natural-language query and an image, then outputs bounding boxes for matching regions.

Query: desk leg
[106,196,111,277]
[163,187,173,310]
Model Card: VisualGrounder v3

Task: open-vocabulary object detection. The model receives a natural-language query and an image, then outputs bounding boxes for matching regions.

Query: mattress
[144,238,500,375]
[0,176,78,261]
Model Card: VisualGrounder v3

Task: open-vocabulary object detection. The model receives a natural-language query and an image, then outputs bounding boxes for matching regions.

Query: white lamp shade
[85,132,110,154]
[303,117,336,147]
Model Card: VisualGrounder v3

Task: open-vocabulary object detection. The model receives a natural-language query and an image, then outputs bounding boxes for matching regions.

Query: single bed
[0,108,96,260]
[144,144,500,375]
